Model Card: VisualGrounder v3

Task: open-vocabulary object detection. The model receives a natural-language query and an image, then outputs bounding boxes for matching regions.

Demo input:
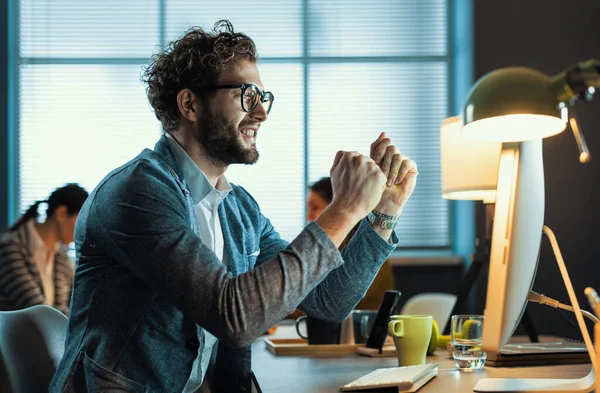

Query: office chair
[0,305,68,393]
[400,292,457,333]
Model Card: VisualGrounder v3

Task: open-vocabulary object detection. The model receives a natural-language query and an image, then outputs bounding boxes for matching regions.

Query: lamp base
[474,371,594,392]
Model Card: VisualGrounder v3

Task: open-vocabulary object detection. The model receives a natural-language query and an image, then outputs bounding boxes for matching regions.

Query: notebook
[340,363,438,392]
[485,341,590,367]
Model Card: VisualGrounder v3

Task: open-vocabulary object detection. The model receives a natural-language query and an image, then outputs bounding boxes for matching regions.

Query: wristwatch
[367,210,401,230]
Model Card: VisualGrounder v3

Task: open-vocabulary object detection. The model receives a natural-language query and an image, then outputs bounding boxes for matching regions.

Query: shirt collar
[165,133,232,205]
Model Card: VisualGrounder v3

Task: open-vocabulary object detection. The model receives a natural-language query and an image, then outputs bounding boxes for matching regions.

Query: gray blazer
[49,135,397,392]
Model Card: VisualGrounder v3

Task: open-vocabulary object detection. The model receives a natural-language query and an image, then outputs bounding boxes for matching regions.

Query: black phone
[365,290,402,351]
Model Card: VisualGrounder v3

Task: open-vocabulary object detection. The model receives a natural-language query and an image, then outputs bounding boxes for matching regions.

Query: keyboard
[340,363,438,392]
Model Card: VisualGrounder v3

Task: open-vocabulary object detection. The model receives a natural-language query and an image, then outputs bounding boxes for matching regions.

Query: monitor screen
[481,139,544,354]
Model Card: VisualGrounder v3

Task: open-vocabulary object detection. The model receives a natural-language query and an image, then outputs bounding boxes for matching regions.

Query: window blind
[19,65,161,212]
[308,62,448,247]
[16,0,449,247]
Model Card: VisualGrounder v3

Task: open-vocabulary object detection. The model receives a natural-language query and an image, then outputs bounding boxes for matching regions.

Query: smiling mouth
[240,128,256,138]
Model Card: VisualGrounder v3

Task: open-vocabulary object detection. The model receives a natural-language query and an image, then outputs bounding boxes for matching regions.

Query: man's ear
[177,89,202,123]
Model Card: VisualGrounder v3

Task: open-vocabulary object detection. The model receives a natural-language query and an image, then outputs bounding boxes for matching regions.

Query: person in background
[307,177,395,310]
[49,20,417,393]
[0,183,89,315]
[306,177,333,223]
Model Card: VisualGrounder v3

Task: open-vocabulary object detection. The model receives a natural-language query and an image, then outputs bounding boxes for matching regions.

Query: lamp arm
[549,59,599,164]
[568,116,591,163]
[551,59,600,104]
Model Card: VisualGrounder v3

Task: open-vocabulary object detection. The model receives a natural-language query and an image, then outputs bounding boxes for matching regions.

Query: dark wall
[473,0,600,339]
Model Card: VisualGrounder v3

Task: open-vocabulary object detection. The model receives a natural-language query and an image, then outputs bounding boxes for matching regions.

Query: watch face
[368,211,398,229]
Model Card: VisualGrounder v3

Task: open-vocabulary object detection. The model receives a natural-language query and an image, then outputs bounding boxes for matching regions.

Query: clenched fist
[329,151,387,223]
[370,132,418,215]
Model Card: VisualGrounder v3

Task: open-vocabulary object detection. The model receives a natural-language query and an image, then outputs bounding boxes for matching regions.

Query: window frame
[3,0,472,252]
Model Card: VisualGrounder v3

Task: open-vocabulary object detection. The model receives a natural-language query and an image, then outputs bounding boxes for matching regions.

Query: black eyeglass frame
[203,83,274,114]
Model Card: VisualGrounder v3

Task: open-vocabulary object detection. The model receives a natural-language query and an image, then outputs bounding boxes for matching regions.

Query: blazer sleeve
[296,219,398,322]
[248,194,398,323]
[91,160,345,348]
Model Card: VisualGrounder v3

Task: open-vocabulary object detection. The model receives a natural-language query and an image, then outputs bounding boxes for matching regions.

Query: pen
[584,287,600,318]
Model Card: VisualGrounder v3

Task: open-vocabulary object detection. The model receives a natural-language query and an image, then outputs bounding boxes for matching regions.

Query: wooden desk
[251,321,591,393]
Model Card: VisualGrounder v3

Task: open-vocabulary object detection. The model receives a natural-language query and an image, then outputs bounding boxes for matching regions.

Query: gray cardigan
[0,222,73,315]
[49,135,397,392]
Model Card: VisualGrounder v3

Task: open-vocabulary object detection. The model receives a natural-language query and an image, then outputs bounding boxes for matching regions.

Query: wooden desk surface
[251,321,592,393]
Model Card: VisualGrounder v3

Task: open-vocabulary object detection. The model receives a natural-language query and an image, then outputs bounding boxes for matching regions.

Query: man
[50,20,417,393]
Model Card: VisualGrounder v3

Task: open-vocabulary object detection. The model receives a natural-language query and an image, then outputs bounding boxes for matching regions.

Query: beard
[194,106,259,166]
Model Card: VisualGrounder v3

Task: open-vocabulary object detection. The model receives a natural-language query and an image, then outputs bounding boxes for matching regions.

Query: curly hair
[142,20,257,133]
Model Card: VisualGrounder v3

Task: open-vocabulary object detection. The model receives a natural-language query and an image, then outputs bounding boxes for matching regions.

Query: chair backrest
[400,292,457,332]
[0,305,68,393]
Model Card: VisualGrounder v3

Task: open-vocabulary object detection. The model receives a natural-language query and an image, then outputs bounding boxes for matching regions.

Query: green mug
[388,315,433,366]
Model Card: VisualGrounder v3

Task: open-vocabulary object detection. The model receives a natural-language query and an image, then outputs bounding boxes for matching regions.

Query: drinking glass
[451,314,486,370]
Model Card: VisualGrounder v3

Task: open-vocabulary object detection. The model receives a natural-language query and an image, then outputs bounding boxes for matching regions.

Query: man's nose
[250,100,268,122]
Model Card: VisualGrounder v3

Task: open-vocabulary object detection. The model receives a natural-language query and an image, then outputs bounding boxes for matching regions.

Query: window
[15,0,449,247]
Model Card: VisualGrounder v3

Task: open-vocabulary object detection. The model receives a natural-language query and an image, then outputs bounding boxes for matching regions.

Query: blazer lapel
[218,200,246,277]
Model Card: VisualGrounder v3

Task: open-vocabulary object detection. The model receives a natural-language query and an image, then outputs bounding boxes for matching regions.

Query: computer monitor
[480,139,544,354]
[474,140,596,393]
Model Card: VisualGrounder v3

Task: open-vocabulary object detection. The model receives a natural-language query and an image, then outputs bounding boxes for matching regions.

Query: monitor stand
[474,225,596,393]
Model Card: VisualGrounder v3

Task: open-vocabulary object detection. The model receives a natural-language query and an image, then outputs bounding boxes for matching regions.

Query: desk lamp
[463,58,598,159]
[460,59,600,393]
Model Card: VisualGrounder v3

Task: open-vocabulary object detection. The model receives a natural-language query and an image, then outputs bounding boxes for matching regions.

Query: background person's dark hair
[309,177,333,204]
[9,183,89,232]
[142,20,258,134]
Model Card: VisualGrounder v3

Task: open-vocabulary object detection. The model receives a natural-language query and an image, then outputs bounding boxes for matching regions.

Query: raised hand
[370,132,418,215]
[328,151,387,222]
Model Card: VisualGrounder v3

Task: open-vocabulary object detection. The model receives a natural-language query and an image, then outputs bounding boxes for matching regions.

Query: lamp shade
[462,67,566,142]
[441,116,501,203]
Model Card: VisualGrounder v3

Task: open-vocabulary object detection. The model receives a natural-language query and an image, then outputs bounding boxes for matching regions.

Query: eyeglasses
[203,83,274,114]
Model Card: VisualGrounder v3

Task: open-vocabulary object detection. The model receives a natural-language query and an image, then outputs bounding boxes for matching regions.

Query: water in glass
[452,339,487,369]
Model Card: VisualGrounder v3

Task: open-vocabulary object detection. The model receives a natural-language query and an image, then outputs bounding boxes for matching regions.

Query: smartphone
[365,290,402,351]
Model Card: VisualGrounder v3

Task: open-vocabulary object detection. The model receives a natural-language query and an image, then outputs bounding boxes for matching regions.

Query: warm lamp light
[462,59,600,142]
[440,116,501,203]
